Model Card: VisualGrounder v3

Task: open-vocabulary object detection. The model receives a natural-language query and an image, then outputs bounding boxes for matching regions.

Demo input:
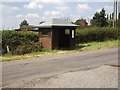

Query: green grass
[76,40,118,51]
[2,40,118,62]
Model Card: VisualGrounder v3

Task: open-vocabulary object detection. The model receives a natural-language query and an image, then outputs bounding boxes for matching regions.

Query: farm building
[15,25,38,31]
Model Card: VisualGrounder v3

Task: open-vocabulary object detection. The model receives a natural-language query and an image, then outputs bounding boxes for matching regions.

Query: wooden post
[6,45,10,53]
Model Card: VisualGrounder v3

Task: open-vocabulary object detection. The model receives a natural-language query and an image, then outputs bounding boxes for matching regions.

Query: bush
[13,43,42,55]
[76,27,118,43]
[2,30,41,55]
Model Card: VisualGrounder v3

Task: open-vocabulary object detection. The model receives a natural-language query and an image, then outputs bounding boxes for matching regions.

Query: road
[2,48,118,86]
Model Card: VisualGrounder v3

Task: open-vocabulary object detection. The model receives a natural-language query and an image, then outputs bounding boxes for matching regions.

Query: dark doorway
[58,29,70,49]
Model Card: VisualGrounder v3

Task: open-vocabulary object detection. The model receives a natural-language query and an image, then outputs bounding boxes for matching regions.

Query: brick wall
[38,31,52,50]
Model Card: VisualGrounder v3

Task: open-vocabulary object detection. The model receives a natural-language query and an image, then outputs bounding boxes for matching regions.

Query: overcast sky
[0,0,116,30]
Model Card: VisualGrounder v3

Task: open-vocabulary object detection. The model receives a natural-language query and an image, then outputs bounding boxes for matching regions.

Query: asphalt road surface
[2,48,118,86]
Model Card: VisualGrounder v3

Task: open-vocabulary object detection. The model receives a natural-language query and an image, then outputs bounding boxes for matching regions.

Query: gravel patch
[3,65,118,88]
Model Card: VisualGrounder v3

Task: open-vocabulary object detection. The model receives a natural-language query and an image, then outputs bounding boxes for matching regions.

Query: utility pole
[115,0,118,27]
[113,0,115,27]
[114,0,118,27]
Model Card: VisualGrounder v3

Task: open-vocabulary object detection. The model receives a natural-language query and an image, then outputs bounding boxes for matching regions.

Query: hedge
[76,27,118,43]
[2,27,119,55]
[2,30,42,55]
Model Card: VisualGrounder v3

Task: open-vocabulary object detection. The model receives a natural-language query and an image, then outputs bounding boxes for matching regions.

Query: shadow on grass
[58,44,91,51]
[75,44,91,50]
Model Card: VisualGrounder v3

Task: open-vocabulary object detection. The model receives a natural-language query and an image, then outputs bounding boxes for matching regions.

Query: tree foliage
[90,8,108,27]
[107,20,113,27]
[19,20,29,27]
[118,13,120,27]
[39,21,45,24]
[74,18,88,28]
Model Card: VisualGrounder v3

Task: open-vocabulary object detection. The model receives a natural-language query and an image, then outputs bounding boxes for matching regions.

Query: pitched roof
[35,18,78,28]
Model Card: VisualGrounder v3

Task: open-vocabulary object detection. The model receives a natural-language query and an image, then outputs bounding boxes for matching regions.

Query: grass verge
[76,40,118,51]
[2,40,118,62]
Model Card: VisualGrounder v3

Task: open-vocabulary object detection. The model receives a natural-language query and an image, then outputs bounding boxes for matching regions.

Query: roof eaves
[33,25,52,28]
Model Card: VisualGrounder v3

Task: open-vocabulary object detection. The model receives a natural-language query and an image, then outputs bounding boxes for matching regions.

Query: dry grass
[2,50,71,62]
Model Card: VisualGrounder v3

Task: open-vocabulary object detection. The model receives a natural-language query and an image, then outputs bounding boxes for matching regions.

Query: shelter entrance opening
[58,29,71,49]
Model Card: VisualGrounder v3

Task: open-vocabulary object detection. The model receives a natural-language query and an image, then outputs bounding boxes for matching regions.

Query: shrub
[2,30,41,55]
[41,48,49,52]
[13,43,42,55]
[76,27,118,43]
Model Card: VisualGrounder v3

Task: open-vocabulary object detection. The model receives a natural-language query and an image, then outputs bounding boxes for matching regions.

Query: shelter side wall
[38,31,52,50]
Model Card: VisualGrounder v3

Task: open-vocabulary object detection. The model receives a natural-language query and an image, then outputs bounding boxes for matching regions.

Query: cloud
[69,14,81,21]
[0,4,5,9]
[44,10,61,16]
[24,2,43,9]
[16,15,23,18]
[1,0,24,2]
[25,13,40,18]
[104,6,113,13]
[35,0,63,4]
[34,0,66,6]
[55,6,70,11]
[77,4,92,13]
[88,15,94,19]
[16,13,40,18]
[34,0,114,3]
[1,0,113,2]
[1,4,20,13]
[96,8,101,12]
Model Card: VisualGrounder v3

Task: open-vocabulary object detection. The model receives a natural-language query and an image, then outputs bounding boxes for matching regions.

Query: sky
[0,0,119,30]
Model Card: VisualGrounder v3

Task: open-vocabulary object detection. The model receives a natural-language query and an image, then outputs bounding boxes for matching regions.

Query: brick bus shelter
[35,18,78,50]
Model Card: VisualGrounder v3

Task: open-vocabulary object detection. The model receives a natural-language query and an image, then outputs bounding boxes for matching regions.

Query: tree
[107,20,113,27]
[19,20,29,27]
[106,13,113,27]
[107,14,109,20]
[90,8,108,27]
[110,13,112,20]
[39,21,45,24]
[74,18,88,28]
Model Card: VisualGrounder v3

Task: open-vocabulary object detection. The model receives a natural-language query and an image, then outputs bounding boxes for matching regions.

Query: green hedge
[76,27,118,43]
[2,30,42,55]
[2,27,119,55]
